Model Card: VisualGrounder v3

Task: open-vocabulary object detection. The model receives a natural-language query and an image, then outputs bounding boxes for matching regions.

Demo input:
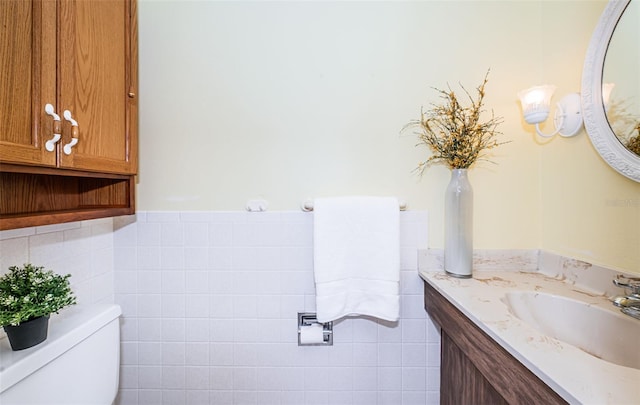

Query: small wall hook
[246,199,268,212]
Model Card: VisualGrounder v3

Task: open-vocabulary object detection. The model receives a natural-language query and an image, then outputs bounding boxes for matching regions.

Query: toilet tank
[0,304,122,405]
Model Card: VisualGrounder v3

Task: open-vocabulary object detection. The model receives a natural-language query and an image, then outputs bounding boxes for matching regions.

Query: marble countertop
[418,251,640,405]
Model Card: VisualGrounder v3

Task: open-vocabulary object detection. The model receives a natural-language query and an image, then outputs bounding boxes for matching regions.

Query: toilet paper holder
[297,312,333,346]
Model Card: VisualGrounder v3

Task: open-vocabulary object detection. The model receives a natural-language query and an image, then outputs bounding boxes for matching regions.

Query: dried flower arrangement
[604,97,640,156]
[0,264,76,327]
[403,70,508,172]
[628,124,640,156]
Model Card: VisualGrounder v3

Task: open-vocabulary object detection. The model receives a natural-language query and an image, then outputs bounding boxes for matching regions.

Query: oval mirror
[582,0,640,182]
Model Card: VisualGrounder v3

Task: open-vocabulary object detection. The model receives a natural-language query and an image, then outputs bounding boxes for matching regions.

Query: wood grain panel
[0,168,135,230]
[441,332,509,405]
[0,0,32,145]
[0,207,134,231]
[79,177,131,208]
[0,0,57,166]
[424,281,568,405]
[58,0,137,174]
[126,0,138,170]
[0,172,80,215]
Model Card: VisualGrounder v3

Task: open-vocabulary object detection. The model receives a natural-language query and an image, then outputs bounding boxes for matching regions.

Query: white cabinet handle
[44,104,62,152]
[63,138,79,155]
[45,103,60,121]
[63,109,78,126]
[63,110,79,155]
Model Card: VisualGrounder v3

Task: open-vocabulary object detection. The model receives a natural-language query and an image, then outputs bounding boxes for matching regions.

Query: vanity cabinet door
[441,332,509,405]
[57,0,138,174]
[0,0,57,167]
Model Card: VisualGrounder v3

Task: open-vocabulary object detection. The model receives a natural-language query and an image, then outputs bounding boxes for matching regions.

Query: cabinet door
[0,0,57,167]
[57,0,138,175]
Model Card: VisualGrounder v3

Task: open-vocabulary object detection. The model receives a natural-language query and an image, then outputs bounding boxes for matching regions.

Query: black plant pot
[3,315,50,351]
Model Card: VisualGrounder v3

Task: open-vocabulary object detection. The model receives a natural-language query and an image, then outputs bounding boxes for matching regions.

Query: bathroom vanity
[419,251,640,405]
[424,280,566,404]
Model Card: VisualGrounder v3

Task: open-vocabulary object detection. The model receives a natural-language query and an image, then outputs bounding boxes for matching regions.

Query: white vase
[444,169,473,278]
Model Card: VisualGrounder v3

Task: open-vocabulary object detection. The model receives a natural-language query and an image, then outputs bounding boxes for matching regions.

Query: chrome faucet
[612,275,640,320]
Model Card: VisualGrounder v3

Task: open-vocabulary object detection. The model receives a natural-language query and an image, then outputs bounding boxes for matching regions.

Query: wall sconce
[517,85,582,138]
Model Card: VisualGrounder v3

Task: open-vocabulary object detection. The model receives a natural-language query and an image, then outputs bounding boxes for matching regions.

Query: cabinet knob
[44,104,62,152]
[128,92,136,98]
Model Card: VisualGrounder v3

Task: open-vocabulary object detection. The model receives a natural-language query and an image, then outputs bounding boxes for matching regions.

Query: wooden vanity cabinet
[0,0,138,230]
[424,281,568,405]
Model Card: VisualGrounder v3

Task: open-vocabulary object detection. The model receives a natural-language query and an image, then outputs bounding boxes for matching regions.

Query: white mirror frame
[582,0,640,182]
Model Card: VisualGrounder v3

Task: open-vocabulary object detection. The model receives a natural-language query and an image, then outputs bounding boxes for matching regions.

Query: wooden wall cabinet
[424,281,568,405]
[0,0,138,230]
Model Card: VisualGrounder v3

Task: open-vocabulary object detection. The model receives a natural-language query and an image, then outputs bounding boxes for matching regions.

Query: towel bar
[301,199,407,212]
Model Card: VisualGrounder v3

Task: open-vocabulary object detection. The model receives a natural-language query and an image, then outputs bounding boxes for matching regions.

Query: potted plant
[0,264,76,350]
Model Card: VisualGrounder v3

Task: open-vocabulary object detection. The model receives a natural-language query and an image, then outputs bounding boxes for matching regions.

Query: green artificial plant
[0,264,76,327]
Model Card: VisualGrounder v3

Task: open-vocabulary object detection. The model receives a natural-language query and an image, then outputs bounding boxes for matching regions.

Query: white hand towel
[313,196,400,323]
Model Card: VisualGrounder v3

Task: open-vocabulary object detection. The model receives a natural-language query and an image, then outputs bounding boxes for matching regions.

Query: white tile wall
[113,211,440,405]
[0,218,116,339]
[0,212,439,404]
[0,219,116,306]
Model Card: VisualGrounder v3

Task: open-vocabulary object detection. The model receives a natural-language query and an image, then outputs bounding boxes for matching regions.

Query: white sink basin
[502,291,640,369]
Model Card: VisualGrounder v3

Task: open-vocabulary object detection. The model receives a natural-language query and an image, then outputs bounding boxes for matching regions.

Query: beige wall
[137,0,639,274]
[535,1,640,273]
